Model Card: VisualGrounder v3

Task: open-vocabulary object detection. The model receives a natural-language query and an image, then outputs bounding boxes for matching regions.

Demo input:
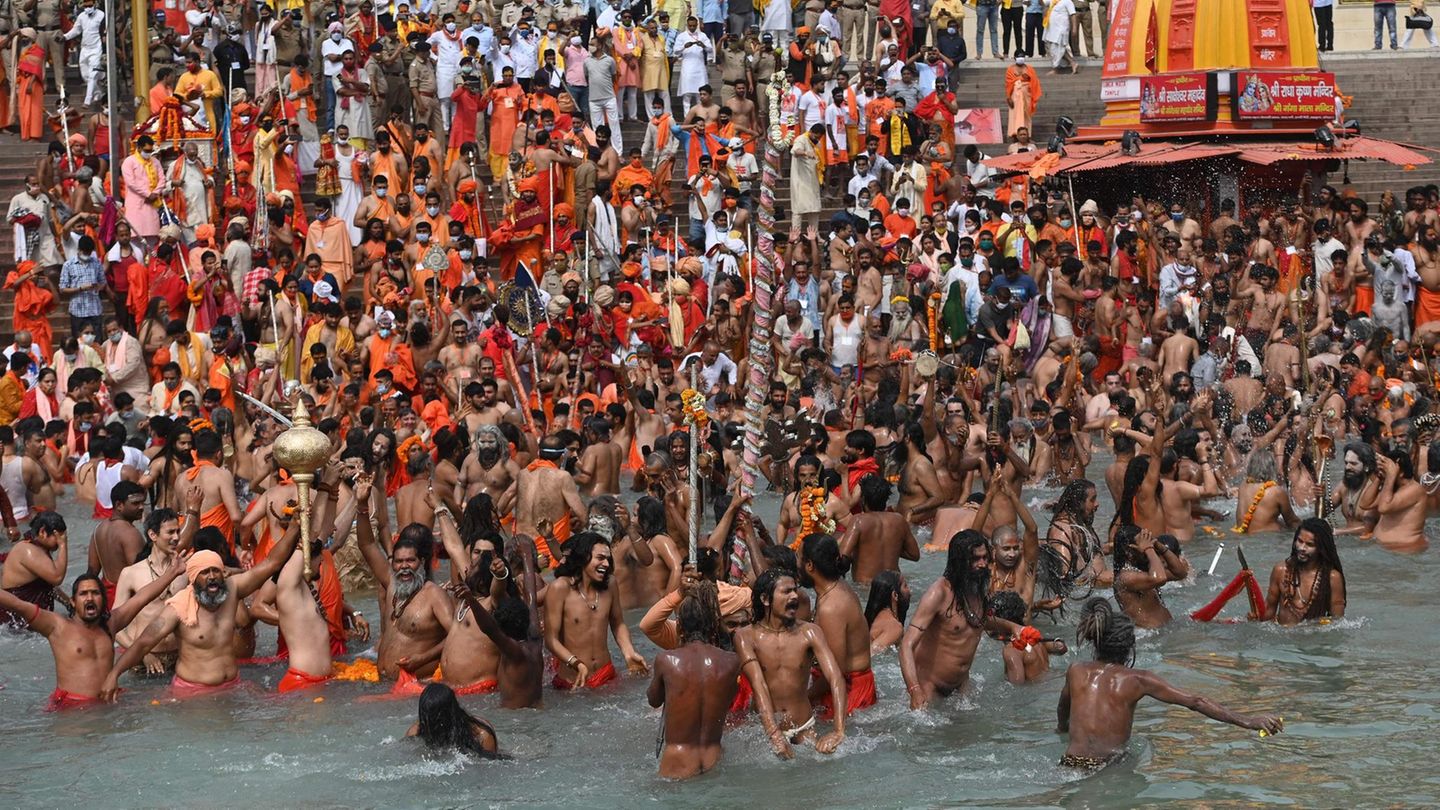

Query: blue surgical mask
[378,328,391,338]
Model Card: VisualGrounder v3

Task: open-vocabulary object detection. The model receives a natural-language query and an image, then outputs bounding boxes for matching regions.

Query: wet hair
[751,567,793,622]
[635,495,667,539]
[1111,524,1142,573]
[1116,455,1152,527]
[393,524,436,578]
[1076,597,1135,665]
[416,683,501,759]
[458,493,501,546]
[1052,480,1096,526]
[31,511,66,537]
[942,530,990,626]
[492,595,531,641]
[1286,518,1344,621]
[864,570,909,625]
[801,533,850,581]
[678,580,722,645]
[859,474,891,512]
[985,590,1028,625]
[555,532,609,580]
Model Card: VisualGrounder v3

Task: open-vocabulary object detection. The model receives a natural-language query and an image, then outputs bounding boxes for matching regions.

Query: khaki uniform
[408,55,445,146]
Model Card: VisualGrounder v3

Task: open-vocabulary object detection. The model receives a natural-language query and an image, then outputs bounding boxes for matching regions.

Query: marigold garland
[1232,480,1275,534]
[793,486,835,550]
[681,388,709,428]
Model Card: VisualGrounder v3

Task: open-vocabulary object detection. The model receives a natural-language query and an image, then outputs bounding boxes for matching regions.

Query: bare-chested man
[801,534,876,719]
[775,454,851,547]
[1332,442,1379,537]
[897,423,947,527]
[648,581,742,779]
[838,475,918,586]
[102,521,300,699]
[516,436,588,564]
[267,526,335,692]
[544,533,648,689]
[86,480,147,607]
[459,379,512,435]
[355,475,455,682]
[575,416,625,496]
[183,430,243,552]
[460,424,521,517]
[1057,596,1282,771]
[1265,518,1346,625]
[432,505,504,695]
[448,533,546,709]
[900,532,1019,708]
[0,553,188,709]
[1370,451,1429,553]
[439,320,484,394]
[734,568,848,758]
[1234,450,1297,534]
[20,429,57,512]
[396,452,437,529]
[1111,527,1190,628]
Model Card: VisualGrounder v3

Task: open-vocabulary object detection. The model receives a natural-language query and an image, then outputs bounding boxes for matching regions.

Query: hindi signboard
[1232,71,1338,121]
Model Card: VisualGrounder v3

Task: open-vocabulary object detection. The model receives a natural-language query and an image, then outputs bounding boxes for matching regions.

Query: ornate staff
[271,398,330,580]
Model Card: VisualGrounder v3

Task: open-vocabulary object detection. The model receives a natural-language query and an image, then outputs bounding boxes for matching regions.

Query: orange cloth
[184,462,235,549]
[1417,286,1440,329]
[17,63,44,140]
[4,266,54,360]
[208,356,236,412]
[448,676,499,695]
[483,83,526,160]
[729,672,753,715]
[390,667,429,695]
[367,334,418,392]
[1004,65,1043,114]
[612,164,655,204]
[277,667,332,693]
[813,667,877,720]
[166,550,225,627]
[552,660,617,690]
[1353,284,1374,317]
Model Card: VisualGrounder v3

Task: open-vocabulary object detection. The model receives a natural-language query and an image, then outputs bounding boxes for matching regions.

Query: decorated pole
[739,69,793,502]
[687,364,701,560]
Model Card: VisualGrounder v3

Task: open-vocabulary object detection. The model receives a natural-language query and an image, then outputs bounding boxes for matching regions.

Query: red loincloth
[277,667,332,693]
[729,672,753,716]
[451,678,499,696]
[1190,569,1267,622]
[552,661,617,690]
[46,688,103,711]
[813,667,878,720]
[170,673,243,698]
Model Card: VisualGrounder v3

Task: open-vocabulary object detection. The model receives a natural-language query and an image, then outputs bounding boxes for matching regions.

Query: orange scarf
[525,458,558,473]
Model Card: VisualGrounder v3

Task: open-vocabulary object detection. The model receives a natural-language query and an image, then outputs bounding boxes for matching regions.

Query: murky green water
[2,458,1437,808]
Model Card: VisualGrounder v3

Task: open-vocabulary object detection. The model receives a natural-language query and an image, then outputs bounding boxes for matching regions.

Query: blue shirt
[699,0,727,24]
[60,254,105,318]
[987,273,1039,304]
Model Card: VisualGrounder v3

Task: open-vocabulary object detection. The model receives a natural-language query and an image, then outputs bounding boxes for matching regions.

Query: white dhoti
[1051,312,1074,339]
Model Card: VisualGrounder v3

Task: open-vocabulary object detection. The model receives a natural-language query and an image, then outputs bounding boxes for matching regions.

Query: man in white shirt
[725,139,759,200]
[1311,218,1345,286]
[510,21,541,87]
[63,0,106,107]
[427,14,466,128]
[848,154,879,199]
[320,22,355,131]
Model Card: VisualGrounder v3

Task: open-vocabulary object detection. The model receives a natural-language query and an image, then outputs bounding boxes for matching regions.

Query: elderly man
[103,318,150,413]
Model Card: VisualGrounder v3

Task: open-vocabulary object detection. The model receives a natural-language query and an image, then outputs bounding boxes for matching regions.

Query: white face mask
[81,334,96,344]
[418,233,431,243]
[426,205,440,216]
[414,183,427,195]
[376,188,388,198]
[897,207,910,216]
[240,115,252,125]
[459,248,473,260]
[331,32,343,42]
[446,22,456,32]
[141,149,155,159]
[501,44,511,54]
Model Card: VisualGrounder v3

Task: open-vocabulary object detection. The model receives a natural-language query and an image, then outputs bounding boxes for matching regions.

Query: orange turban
[554,203,575,219]
[518,174,543,195]
[195,223,216,242]
[166,550,226,627]
[457,178,478,194]
[234,160,252,174]
[622,261,642,278]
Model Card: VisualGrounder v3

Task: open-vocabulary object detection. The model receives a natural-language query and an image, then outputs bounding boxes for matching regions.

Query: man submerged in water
[1056,597,1283,771]
[1264,518,1346,626]
[544,532,648,689]
[648,580,741,779]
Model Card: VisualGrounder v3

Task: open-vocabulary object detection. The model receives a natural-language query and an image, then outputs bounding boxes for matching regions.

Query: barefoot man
[734,568,848,759]
[270,528,335,693]
[1057,597,1282,771]
[102,521,301,699]
[544,533,649,689]
[447,534,546,709]
[434,504,504,696]
[648,581,741,780]
[183,430,244,552]
[0,555,189,710]
[516,435,587,564]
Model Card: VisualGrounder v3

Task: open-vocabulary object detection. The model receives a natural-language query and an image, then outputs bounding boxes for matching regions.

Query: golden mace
[270,398,331,580]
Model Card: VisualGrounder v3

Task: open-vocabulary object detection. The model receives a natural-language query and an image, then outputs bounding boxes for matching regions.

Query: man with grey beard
[102,523,301,699]
[460,424,519,517]
[354,475,455,687]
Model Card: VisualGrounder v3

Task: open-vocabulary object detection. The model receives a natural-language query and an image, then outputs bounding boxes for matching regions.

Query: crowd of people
[0,0,1436,784]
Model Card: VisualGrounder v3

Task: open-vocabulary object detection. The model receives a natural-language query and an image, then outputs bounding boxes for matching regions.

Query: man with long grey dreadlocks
[460,424,520,520]
[1038,480,1108,614]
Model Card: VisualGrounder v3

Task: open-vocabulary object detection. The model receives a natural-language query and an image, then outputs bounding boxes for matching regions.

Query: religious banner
[1232,70,1338,121]
[1138,72,1217,122]
[1102,0,1140,77]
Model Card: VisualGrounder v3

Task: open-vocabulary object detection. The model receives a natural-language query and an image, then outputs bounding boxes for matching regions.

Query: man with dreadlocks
[1264,519,1346,626]
[1039,479,1107,612]
[1057,597,1283,771]
[0,552,188,709]
[460,424,521,521]
[899,531,1020,709]
[1332,442,1379,538]
[647,580,742,780]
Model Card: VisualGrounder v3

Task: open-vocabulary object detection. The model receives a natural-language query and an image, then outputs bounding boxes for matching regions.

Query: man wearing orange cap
[450,177,489,243]
[102,523,302,700]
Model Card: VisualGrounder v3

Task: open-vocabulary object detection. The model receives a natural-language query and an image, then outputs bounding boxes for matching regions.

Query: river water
[2,458,1438,808]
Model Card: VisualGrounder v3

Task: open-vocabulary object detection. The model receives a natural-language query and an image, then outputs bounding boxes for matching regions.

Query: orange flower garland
[1233,481,1275,533]
[793,486,834,550]
[681,388,709,428]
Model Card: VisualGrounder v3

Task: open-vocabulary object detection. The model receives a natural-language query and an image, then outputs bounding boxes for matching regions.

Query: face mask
[446,22,456,32]
[633,194,645,205]
[64,354,77,363]
[897,207,910,216]
[416,133,428,143]
[459,248,473,260]
[240,115,252,125]
[376,188,388,198]
[331,32,343,42]
[187,64,200,74]
[501,44,511,53]
[377,330,391,341]
[979,239,995,251]
[413,182,427,195]
[141,149,155,159]
[1059,218,1073,228]
[109,332,122,344]
[317,211,330,221]
[78,422,93,432]
[81,334,95,345]
[1171,213,1184,222]
[960,255,974,267]
[947,26,957,34]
